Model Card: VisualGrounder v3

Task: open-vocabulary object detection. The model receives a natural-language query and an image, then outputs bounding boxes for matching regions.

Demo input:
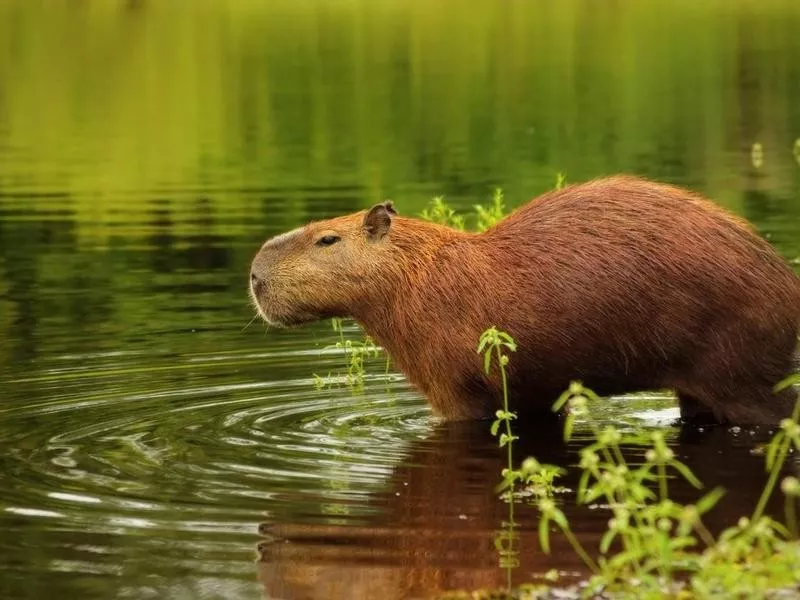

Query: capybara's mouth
[249,285,314,329]
[248,282,285,328]
[251,304,290,329]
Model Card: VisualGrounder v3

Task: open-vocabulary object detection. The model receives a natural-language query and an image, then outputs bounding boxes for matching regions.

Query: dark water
[1,1,800,599]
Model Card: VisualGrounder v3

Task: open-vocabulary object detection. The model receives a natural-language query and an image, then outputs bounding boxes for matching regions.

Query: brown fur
[250,176,800,425]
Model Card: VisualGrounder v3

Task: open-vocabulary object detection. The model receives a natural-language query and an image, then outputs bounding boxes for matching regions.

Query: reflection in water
[258,419,797,599]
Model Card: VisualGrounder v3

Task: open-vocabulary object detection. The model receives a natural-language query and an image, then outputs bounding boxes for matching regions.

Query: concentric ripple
[0,340,432,599]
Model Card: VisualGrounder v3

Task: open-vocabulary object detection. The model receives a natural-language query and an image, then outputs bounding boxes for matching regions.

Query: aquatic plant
[479,327,519,488]
[528,381,800,599]
[466,326,800,599]
[313,317,381,390]
[480,327,569,596]
[479,326,521,587]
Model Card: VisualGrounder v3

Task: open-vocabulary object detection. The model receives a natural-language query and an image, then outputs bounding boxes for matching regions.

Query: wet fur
[251,176,800,425]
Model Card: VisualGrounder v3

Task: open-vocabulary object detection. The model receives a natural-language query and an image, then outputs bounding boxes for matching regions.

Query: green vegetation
[420,196,467,230]
[475,189,507,232]
[419,187,509,232]
[468,327,800,600]
[479,327,522,587]
[545,382,800,598]
[478,327,519,492]
[313,317,382,390]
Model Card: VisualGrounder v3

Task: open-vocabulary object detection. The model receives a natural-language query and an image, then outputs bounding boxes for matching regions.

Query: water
[1,1,800,598]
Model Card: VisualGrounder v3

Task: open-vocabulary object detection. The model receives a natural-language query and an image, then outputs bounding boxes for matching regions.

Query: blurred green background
[2,0,800,367]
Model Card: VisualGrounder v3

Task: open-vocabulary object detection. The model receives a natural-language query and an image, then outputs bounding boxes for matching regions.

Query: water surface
[1,1,800,599]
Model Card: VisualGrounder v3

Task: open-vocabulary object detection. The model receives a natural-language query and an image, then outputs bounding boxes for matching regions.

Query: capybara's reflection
[258,418,794,600]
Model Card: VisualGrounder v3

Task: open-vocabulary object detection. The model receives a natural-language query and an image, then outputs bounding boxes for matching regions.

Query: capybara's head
[249,201,397,327]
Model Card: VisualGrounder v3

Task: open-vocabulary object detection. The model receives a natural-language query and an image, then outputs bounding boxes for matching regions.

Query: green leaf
[483,350,492,374]
[599,528,618,554]
[550,507,569,530]
[775,374,800,391]
[582,485,606,505]
[765,518,791,539]
[718,525,742,544]
[668,535,698,551]
[495,409,516,421]
[583,387,602,402]
[765,433,785,471]
[490,419,501,437]
[695,487,726,515]
[577,470,592,504]
[564,413,575,442]
[607,548,645,570]
[552,388,572,412]
[671,460,703,489]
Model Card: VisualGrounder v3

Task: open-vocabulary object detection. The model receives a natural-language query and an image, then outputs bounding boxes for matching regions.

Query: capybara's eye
[316,235,341,247]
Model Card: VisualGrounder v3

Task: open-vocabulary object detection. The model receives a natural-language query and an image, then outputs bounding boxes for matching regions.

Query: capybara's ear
[363,201,395,240]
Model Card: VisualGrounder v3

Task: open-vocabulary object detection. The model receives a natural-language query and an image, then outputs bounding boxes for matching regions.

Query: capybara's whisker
[241,314,259,333]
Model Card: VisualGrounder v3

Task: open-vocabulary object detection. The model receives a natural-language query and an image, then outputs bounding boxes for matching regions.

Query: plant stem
[494,341,516,596]
[498,345,514,484]
[785,493,798,539]
[658,462,668,502]
[752,400,800,522]
[506,504,515,592]
[561,525,600,574]
[694,517,717,548]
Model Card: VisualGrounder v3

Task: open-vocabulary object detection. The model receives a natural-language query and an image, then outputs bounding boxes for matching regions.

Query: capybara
[249,176,800,425]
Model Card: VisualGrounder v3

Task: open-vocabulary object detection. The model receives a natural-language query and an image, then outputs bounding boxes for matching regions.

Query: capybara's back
[472,176,800,423]
[250,176,800,425]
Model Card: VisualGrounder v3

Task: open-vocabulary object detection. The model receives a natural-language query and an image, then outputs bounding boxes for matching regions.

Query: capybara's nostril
[250,272,265,294]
